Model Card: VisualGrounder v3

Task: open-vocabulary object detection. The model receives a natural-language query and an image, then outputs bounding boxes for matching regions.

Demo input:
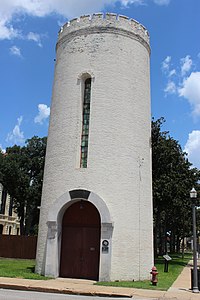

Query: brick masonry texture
[36,13,153,281]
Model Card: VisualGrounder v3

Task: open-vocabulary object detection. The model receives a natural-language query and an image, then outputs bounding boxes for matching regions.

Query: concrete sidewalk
[0,261,199,299]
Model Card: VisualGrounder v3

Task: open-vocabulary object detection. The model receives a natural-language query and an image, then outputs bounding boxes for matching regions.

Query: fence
[0,235,37,259]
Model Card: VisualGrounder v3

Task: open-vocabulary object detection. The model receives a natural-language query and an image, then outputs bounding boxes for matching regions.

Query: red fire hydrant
[150,266,158,286]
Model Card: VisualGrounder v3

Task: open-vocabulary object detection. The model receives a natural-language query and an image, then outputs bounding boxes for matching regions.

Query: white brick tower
[36,13,153,282]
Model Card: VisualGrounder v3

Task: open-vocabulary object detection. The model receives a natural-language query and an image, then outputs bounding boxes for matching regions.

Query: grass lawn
[96,253,192,291]
[0,258,51,280]
[0,253,192,287]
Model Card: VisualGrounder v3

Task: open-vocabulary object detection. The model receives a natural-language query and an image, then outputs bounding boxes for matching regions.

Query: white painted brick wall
[36,13,153,281]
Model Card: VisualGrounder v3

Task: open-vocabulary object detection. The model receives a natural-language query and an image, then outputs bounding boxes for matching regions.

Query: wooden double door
[60,201,100,280]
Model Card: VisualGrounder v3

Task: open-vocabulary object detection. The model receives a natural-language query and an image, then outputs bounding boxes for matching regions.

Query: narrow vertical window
[80,78,91,168]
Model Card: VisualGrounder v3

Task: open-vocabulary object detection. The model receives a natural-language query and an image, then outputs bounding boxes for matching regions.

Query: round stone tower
[36,13,153,281]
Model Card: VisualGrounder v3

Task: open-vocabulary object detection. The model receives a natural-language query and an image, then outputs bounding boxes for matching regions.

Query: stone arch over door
[45,189,113,281]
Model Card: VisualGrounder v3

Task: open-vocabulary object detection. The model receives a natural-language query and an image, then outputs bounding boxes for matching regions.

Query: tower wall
[36,13,153,281]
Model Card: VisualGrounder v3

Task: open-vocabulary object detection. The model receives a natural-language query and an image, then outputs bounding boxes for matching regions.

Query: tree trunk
[170,229,176,253]
[0,187,7,214]
[176,235,181,253]
[181,237,185,259]
[25,205,33,235]
[19,206,25,235]
[154,224,158,258]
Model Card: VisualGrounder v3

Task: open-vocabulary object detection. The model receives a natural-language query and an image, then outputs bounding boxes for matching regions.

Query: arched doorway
[60,200,101,280]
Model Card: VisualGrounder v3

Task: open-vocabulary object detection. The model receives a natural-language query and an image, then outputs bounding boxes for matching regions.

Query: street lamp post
[190,187,199,293]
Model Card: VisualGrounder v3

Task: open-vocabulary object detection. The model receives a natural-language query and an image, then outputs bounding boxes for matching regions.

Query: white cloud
[162,56,171,72]
[168,69,176,77]
[0,145,6,154]
[34,104,50,124]
[161,55,200,121]
[27,32,42,47]
[153,0,170,5]
[180,55,193,77]
[184,130,200,169]
[164,81,177,94]
[0,0,171,40]
[121,0,145,6]
[6,116,25,145]
[178,72,200,117]
[162,57,177,95]
[9,45,22,57]
[0,20,19,40]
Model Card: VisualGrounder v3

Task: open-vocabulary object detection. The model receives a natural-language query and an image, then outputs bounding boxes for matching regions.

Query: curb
[0,283,133,298]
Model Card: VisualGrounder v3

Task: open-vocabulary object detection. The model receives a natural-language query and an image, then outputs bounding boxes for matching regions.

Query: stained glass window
[80,78,91,168]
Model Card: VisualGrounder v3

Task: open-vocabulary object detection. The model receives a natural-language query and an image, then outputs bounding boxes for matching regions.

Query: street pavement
[0,259,199,300]
[0,289,133,300]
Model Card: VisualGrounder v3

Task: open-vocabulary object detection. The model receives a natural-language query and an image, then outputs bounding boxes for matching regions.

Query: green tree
[0,136,47,235]
[152,118,200,256]
[23,136,47,235]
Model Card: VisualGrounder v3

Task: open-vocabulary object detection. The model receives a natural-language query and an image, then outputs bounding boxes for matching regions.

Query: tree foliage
[0,118,199,249]
[152,118,200,255]
[0,136,47,235]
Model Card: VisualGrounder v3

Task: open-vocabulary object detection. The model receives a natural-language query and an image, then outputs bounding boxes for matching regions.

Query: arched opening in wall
[0,224,3,234]
[60,200,101,280]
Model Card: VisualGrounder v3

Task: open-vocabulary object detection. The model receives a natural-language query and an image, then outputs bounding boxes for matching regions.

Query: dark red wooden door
[60,201,100,280]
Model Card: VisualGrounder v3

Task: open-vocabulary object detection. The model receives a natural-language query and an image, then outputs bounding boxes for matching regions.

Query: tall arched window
[80,78,91,168]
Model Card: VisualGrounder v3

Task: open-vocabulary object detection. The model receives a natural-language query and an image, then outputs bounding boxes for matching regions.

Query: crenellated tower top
[57,13,150,53]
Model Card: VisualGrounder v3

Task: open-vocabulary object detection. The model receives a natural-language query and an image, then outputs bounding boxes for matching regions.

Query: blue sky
[0,0,200,169]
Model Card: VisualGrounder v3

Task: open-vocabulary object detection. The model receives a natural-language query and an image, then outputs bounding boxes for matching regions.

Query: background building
[0,183,20,235]
[36,13,153,281]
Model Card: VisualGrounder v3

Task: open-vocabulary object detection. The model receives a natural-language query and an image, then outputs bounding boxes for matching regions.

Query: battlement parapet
[58,13,150,49]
